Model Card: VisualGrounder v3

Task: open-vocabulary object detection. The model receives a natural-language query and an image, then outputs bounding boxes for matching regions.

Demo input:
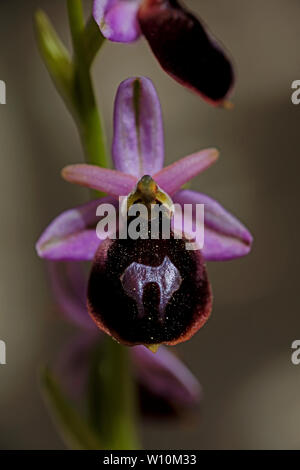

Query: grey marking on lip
[120,256,182,320]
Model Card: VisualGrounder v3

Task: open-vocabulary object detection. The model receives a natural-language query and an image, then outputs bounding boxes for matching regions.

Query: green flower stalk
[35,0,139,450]
[34,1,108,167]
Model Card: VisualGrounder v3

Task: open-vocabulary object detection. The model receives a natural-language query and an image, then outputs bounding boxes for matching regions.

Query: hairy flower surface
[37,77,252,347]
[93,0,234,105]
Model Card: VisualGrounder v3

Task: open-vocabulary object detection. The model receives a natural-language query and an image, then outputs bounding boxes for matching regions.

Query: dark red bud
[138,0,234,105]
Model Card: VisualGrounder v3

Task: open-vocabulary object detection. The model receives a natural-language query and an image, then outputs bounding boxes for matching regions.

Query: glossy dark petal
[138,0,234,104]
[87,231,212,346]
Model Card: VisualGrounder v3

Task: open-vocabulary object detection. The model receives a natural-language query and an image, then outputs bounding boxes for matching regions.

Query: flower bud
[138,0,234,104]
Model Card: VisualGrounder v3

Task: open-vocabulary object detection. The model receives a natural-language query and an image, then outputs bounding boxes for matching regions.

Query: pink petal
[202,227,252,261]
[93,0,141,43]
[173,189,253,261]
[61,164,137,196]
[113,77,164,177]
[154,148,219,194]
[36,197,117,260]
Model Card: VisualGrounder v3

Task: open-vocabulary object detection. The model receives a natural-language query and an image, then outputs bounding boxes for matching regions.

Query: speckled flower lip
[87,224,212,347]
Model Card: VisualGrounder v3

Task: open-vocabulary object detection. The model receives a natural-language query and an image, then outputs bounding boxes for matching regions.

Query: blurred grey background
[0,0,300,449]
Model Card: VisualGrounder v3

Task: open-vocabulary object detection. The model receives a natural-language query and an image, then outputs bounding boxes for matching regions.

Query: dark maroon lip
[87,229,212,347]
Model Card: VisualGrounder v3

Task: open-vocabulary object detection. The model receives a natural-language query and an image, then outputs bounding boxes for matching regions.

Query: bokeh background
[0,0,300,449]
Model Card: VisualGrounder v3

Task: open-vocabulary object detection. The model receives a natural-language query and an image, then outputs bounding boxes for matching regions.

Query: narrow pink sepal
[153,148,219,194]
[113,77,164,177]
[61,164,137,196]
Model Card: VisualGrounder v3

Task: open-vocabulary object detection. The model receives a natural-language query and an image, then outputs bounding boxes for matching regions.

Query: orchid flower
[36,77,252,348]
[93,0,234,105]
[50,262,202,418]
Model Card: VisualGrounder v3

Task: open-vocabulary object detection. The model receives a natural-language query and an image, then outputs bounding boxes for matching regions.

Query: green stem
[84,16,106,69]
[67,0,139,450]
[67,0,108,167]
[89,339,140,450]
[111,343,140,450]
